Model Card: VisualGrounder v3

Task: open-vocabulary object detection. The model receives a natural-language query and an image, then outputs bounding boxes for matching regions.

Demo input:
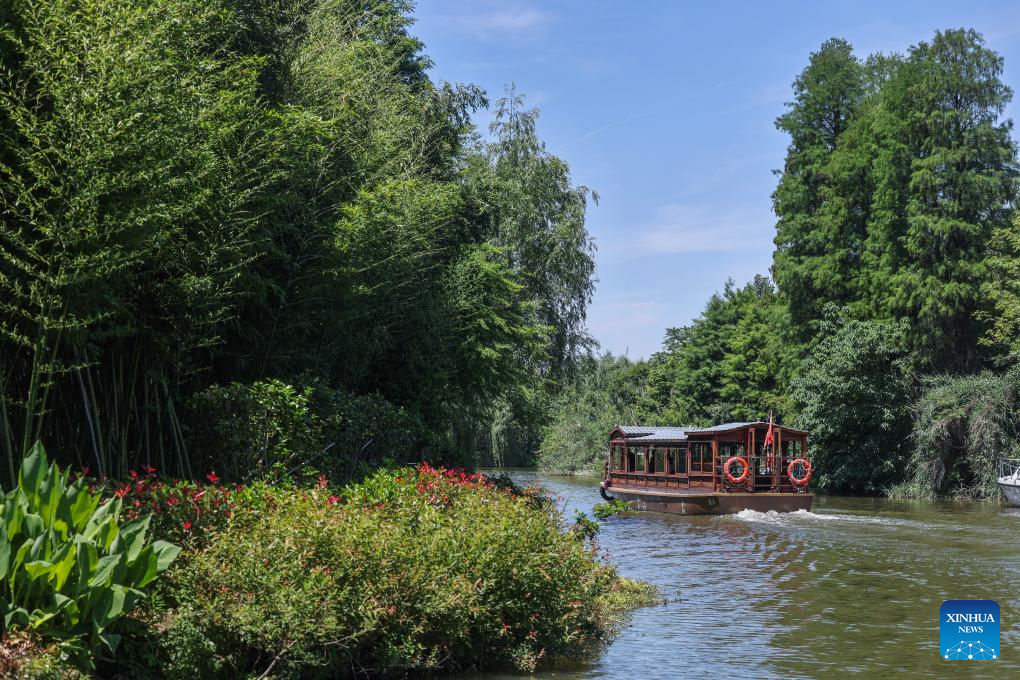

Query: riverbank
[2,465,656,678]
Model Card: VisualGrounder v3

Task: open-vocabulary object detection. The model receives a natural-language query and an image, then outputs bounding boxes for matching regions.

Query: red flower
[166,496,179,507]
[114,484,130,498]
[145,466,157,476]
[318,474,328,490]
[183,521,192,531]
[81,466,90,477]
[193,490,206,500]
[206,471,220,484]
[133,500,141,508]
[130,470,139,480]
[328,495,340,505]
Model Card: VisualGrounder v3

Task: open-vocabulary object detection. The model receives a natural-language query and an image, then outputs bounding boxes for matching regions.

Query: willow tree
[460,88,598,464]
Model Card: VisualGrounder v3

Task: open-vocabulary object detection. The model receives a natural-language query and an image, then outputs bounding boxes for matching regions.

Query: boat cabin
[606,422,809,494]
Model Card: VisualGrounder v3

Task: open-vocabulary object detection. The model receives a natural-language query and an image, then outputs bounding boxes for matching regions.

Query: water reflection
[464,471,1020,679]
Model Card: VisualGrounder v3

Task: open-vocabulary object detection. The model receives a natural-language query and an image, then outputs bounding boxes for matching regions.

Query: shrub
[306,380,424,477]
[166,465,623,677]
[0,444,181,666]
[892,369,1020,499]
[186,380,321,483]
[592,499,631,520]
[186,379,425,483]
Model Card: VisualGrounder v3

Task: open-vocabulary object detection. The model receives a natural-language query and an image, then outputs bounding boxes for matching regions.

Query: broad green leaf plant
[0,443,181,660]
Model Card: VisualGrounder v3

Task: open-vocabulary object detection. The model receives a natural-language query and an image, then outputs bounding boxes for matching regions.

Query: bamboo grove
[0,0,597,484]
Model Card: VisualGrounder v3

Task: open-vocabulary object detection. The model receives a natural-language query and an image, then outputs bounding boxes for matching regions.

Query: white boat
[997,458,1020,506]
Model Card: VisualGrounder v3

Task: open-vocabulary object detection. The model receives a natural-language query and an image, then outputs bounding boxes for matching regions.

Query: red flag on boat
[764,413,775,469]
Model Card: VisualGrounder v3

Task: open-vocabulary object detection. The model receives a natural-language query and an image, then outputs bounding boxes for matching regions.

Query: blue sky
[414,0,1020,360]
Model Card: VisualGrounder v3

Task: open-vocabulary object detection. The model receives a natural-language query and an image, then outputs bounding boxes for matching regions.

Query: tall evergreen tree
[866,29,1018,371]
[772,38,865,343]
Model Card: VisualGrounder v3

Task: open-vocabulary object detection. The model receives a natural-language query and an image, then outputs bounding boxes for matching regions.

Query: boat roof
[613,422,806,442]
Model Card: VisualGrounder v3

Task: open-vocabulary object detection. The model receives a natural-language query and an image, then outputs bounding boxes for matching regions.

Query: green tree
[865,29,1018,371]
[0,0,593,479]
[538,353,649,475]
[982,214,1020,356]
[642,276,797,426]
[772,38,866,343]
[0,0,280,478]
[791,312,913,494]
[463,87,597,374]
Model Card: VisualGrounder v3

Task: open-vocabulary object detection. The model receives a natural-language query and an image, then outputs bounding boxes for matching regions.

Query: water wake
[730,508,919,527]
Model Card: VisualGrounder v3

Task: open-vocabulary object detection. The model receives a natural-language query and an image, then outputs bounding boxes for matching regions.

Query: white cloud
[440,3,552,39]
[602,203,774,262]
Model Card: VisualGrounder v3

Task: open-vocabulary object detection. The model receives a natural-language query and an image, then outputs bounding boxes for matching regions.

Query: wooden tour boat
[600,421,813,515]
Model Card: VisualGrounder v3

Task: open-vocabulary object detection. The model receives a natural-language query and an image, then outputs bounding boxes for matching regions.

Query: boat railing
[997,457,1020,482]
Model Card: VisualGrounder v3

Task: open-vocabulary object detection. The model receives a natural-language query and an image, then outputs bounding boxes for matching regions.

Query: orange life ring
[723,456,750,485]
[788,458,812,486]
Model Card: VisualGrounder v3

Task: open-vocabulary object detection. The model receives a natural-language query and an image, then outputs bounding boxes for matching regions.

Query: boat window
[634,449,646,472]
[612,446,623,470]
[690,442,712,473]
[654,449,665,474]
[667,448,687,474]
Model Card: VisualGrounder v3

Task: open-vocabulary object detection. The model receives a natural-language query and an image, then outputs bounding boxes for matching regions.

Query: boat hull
[604,484,813,515]
[998,480,1020,507]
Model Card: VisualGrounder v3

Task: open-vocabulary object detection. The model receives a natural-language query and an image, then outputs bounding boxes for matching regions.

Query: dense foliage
[642,276,797,426]
[893,370,1020,499]
[0,0,596,482]
[773,31,1018,371]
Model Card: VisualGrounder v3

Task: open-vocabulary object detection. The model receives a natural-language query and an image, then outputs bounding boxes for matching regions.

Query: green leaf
[91,586,126,631]
[49,543,75,591]
[24,559,54,581]
[67,486,100,533]
[19,443,47,498]
[83,498,119,542]
[88,553,122,588]
[22,513,44,538]
[5,500,24,538]
[0,527,11,580]
[116,515,151,564]
[153,540,182,574]
[74,540,98,594]
[127,546,158,589]
[5,606,29,628]
[97,631,121,654]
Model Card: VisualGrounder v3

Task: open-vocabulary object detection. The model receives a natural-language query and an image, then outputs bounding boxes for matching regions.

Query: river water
[477,470,1020,680]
